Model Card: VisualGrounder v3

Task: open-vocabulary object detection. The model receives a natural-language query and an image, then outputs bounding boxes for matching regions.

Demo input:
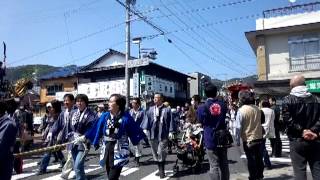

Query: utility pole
[125,0,131,108]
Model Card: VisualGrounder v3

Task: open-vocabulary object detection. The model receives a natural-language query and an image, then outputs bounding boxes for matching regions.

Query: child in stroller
[173,122,205,173]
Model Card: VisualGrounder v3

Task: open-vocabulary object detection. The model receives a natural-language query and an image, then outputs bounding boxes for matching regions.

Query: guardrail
[263,2,320,18]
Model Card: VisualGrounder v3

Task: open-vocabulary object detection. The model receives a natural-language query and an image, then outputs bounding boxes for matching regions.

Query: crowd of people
[0,74,319,180]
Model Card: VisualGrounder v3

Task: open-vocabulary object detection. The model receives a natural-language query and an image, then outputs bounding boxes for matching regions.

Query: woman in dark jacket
[37,100,65,174]
[66,94,97,180]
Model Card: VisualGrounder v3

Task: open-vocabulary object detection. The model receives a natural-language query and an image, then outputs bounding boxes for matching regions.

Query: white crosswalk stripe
[12,172,37,180]
[11,156,169,180]
[265,135,290,154]
[240,135,291,163]
[41,166,102,180]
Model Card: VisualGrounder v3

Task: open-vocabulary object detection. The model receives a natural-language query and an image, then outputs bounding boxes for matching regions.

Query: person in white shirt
[261,100,275,169]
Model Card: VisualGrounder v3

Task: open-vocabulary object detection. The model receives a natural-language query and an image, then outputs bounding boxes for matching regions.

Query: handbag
[214,129,233,148]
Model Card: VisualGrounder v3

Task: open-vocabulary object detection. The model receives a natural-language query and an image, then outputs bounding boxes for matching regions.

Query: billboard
[78,79,133,100]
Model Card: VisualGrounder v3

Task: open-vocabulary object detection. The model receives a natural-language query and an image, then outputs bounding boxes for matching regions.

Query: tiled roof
[40,65,78,80]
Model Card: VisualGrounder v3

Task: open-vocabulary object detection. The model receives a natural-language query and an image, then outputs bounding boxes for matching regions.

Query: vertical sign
[133,73,139,97]
[140,70,145,84]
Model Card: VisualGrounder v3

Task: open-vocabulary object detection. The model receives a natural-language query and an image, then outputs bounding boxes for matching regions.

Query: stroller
[173,123,205,173]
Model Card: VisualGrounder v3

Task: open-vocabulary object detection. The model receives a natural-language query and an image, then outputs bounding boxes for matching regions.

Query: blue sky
[0,0,315,79]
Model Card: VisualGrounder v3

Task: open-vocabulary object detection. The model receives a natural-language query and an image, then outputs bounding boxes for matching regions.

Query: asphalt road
[12,135,309,180]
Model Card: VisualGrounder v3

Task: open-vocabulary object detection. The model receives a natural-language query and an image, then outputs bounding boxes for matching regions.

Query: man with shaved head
[282,74,320,180]
[290,74,306,88]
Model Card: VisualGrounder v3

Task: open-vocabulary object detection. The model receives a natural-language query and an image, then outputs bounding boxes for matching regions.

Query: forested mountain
[5,65,59,82]
[5,64,257,87]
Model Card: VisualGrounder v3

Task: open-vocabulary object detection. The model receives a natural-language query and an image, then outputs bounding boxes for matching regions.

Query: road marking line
[41,166,102,180]
[121,167,139,176]
[23,159,35,163]
[240,154,291,163]
[41,165,137,180]
[12,163,60,180]
[23,162,38,169]
[141,170,174,180]
[12,172,37,180]
[266,147,290,152]
[269,157,291,163]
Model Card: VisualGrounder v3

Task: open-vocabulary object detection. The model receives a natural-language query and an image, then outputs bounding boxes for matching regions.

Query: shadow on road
[139,158,176,167]
[172,162,210,178]
[87,173,105,180]
[271,162,291,169]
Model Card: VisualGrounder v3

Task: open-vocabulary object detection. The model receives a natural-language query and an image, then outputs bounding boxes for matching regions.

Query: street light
[132,37,142,59]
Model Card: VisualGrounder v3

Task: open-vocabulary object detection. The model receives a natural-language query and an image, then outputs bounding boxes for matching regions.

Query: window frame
[288,33,320,72]
[46,84,64,96]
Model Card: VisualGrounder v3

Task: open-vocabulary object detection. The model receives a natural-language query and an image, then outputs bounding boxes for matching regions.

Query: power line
[116,0,216,76]
[166,37,216,78]
[146,0,257,21]
[177,0,256,59]
[117,0,248,77]
[63,0,103,18]
[170,33,248,76]
[134,0,197,9]
[8,22,125,66]
[156,0,233,75]
[131,9,260,74]
[172,0,255,71]
[137,0,255,15]
[11,0,103,25]
[60,41,125,67]
[157,0,249,75]
[135,13,261,38]
[63,12,75,62]
[115,0,165,35]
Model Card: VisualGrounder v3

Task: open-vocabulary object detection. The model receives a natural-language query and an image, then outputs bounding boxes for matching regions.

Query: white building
[76,49,190,105]
[245,2,320,96]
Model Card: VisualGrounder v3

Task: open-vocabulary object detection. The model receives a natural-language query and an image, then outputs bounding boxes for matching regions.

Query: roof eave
[78,65,125,74]
[40,74,77,81]
[245,22,320,57]
[149,62,193,79]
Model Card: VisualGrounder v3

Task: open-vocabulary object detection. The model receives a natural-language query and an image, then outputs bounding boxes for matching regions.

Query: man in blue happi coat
[197,83,229,180]
[141,93,175,179]
[0,100,17,180]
